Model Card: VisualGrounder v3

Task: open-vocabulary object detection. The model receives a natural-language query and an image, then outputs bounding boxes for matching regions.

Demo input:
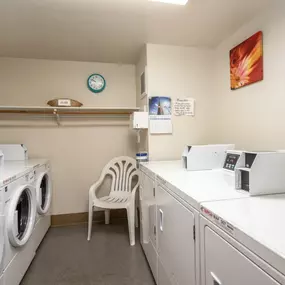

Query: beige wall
[146,44,214,161]
[209,3,285,151]
[0,58,137,215]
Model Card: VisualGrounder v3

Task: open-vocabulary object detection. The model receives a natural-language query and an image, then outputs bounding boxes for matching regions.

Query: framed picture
[140,67,148,98]
[230,31,263,90]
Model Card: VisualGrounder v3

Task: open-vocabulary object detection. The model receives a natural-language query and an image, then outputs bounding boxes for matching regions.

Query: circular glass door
[7,185,36,247]
[16,190,29,240]
[36,172,52,215]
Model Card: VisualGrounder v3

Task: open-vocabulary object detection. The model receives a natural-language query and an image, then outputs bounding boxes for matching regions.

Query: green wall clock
[87,74,106,93]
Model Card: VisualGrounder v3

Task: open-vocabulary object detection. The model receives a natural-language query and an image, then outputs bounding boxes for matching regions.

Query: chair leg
[127,204,135,246]
[87,201,93,241]
[105,209,110,225]
[135,206,139,228]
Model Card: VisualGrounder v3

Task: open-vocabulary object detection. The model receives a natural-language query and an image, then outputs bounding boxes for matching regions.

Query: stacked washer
[0,164,36,285]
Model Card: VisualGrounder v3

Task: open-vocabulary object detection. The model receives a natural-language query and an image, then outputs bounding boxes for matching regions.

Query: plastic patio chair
[87,156,139,246]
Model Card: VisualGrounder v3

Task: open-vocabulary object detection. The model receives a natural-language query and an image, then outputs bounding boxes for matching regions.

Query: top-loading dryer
[139,156,250,285]
[200,195,285,285]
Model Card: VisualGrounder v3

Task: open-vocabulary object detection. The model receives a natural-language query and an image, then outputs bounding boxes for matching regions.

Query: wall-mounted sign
[174,98,195,116]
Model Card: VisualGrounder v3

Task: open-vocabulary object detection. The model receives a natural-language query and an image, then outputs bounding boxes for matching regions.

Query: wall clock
[87,74,106,93]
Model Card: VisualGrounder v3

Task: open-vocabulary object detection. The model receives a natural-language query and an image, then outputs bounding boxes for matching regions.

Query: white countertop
[201,195,285,276]
[141,161,249,210]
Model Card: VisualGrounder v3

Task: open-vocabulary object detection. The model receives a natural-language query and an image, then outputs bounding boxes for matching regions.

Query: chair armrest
[89,175,105,201]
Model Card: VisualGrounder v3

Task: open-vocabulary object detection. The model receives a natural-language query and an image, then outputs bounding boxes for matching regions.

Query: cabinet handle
[159,209,164,232]
[211,272,222,285]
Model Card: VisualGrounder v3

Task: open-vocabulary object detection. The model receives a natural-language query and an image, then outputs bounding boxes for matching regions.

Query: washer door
[0,215,5,266]
[7,185,36,247]
[36,172,52,215]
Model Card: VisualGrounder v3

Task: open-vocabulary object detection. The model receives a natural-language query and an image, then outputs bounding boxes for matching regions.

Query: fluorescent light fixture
[149,0,188,5]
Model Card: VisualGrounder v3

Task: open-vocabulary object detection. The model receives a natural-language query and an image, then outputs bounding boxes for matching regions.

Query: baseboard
[51,209,127,227]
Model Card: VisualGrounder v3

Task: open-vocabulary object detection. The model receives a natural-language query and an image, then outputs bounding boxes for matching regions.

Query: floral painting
[230,31,263,90]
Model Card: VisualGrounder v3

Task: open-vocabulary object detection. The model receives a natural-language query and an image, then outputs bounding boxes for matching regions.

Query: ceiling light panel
[149,0,188,5]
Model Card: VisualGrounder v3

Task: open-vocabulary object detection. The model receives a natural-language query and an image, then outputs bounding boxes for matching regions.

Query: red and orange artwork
[230,31,263,90]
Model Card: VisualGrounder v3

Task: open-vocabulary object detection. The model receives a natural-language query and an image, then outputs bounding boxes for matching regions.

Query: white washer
[32,160,52,251]
[0,166,36,285]
[200,195,285,285]
[3,160,52,252]
[0,173,5,285]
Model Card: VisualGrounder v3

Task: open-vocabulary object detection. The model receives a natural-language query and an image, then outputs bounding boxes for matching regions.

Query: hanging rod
[0,106,140,126]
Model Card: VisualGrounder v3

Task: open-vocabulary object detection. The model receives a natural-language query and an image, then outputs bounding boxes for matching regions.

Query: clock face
[87,74,106,93]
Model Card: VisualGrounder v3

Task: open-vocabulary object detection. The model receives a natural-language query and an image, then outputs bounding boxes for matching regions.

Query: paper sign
[174,98,195,116]
[58,99,71,107]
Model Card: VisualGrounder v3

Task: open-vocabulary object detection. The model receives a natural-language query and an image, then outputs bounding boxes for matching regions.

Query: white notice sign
[174,98,195,116]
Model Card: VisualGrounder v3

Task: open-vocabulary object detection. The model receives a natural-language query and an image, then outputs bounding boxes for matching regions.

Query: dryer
[200,195,285,285]
[0,166,36,285]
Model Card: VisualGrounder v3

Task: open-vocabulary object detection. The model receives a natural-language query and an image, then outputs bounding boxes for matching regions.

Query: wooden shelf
[0,106,140,126]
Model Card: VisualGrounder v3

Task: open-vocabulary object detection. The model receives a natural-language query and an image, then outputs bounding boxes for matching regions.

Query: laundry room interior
[0,0,285,284]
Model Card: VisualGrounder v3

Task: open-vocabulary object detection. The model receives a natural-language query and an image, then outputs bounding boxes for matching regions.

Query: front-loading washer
[0,175,5,285]
[1,159,52,252]
[32,160,52,251]
[1,168,37,285]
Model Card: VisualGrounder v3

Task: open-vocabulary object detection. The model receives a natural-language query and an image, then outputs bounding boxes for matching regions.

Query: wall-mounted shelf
[0,106,139,126]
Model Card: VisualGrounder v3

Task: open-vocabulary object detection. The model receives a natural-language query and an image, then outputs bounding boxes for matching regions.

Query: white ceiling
[0,0,272,64]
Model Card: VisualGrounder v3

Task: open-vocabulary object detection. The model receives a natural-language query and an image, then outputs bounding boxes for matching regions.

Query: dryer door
[7,185,36,247]
[36,171,52,215]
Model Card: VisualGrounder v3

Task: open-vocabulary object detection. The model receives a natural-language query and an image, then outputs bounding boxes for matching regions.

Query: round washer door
[0,215,5,266]
[36,172,52,215]
[7,185,36,247]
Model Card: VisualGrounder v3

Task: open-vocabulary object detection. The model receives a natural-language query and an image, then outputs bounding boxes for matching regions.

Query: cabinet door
[204,227,281,285]
[140,171,158,282]
[158,257,173,285]
[157,184,196,285]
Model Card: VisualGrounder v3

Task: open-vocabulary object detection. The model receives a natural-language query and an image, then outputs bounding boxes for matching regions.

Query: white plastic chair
[87,156,139,246]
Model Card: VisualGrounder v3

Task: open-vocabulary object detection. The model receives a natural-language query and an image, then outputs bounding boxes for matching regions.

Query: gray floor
[21,220,155,285]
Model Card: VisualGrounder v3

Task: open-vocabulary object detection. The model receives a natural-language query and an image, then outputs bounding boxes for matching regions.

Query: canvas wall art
[230,31,263,90]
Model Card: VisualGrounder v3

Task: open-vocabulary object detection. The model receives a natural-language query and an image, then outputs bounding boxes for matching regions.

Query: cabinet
[156,183,196,285]
[140,169,197,285]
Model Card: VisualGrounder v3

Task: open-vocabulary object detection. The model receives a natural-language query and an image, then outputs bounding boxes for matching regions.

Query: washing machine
[2,159,52,252]
[200,195,285,285]
[32,159,52,251]
[0,166,37,285]
[0,170,5,285]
